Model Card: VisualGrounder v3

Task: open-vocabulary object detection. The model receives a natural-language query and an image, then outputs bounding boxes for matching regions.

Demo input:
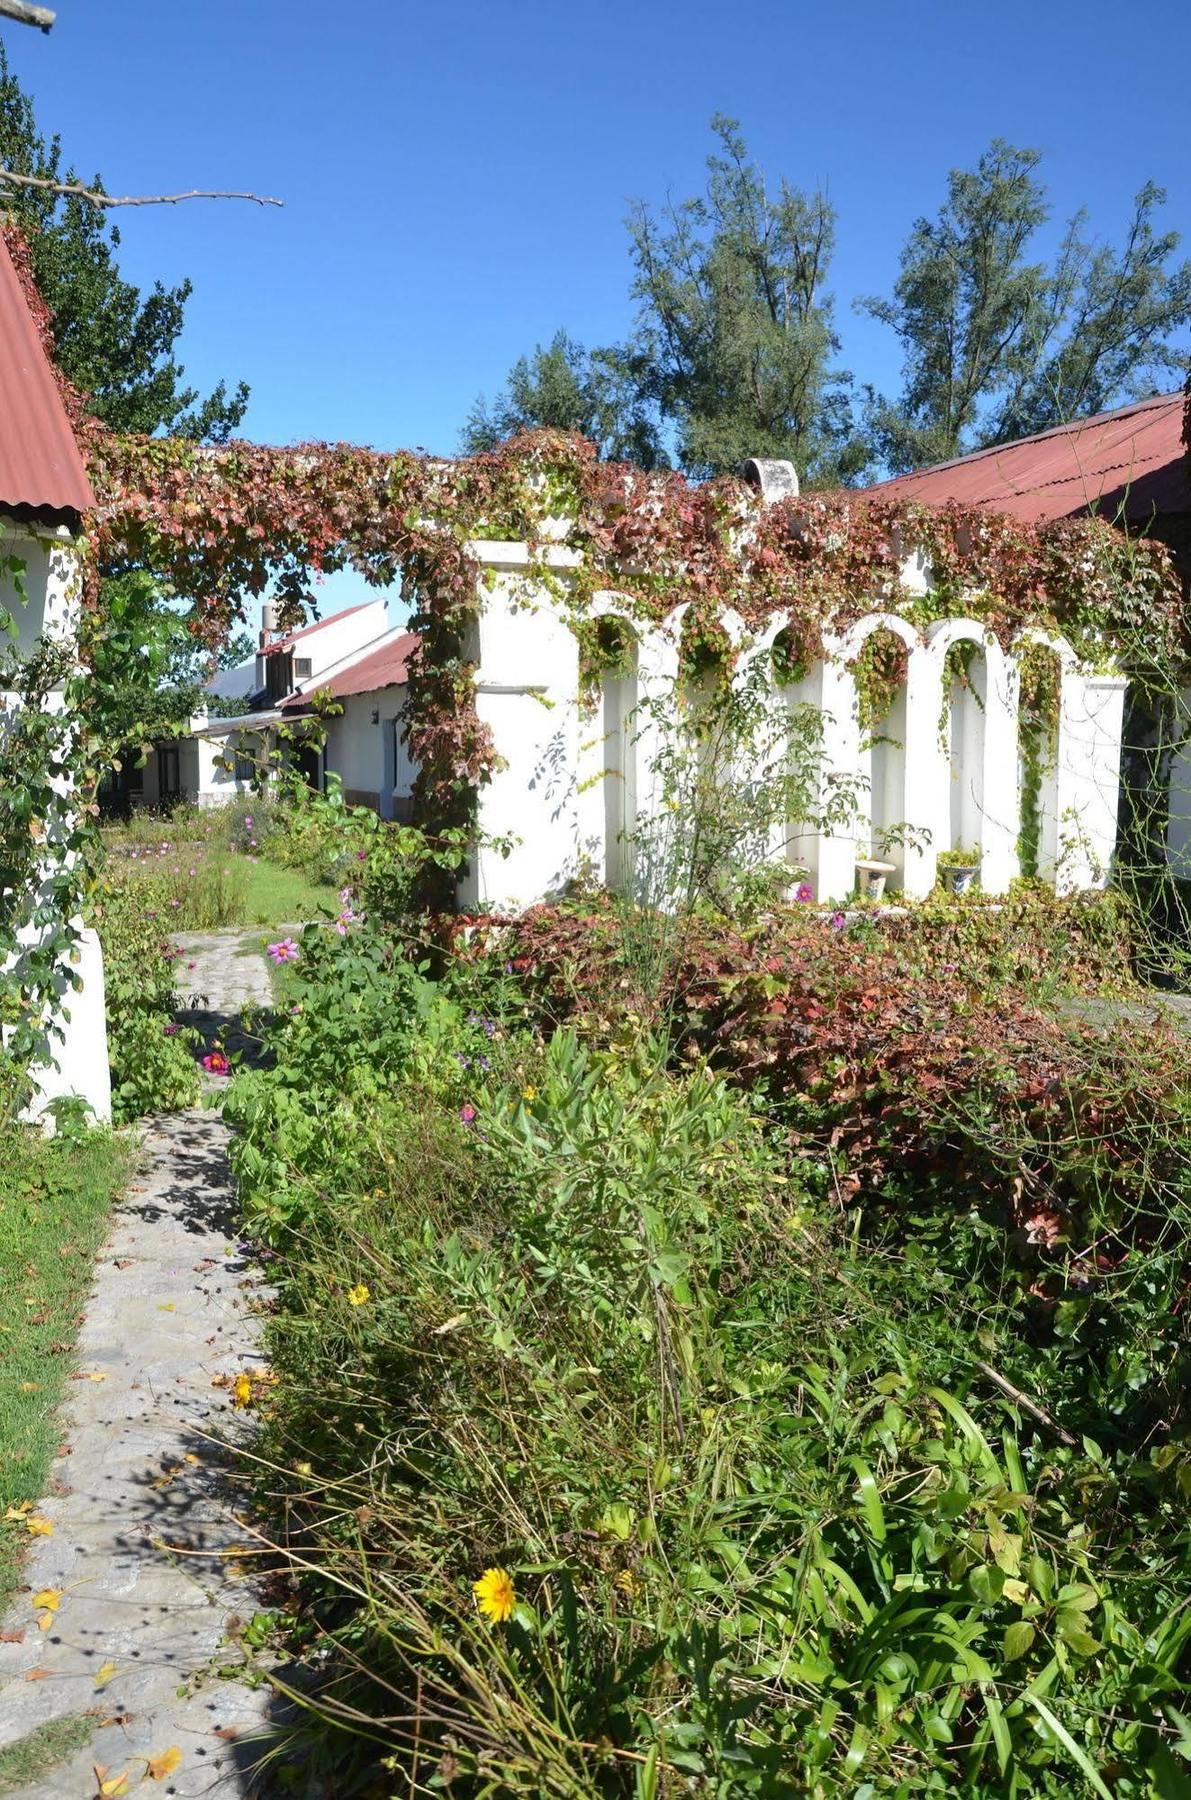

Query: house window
[294,657,313,681]
[234,743,256,783]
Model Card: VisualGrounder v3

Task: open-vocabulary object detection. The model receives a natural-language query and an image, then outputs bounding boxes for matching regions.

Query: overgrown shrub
[88,881,200,1121]
[230,1018,1191,1797]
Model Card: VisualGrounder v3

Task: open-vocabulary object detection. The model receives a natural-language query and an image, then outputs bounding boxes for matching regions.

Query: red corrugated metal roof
[281,631,417,708]
[0,235,94,520]
[868,392,1190,524]
[266,602,372,654]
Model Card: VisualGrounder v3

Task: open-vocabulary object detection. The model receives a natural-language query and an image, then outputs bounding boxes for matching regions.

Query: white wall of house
[2,526,111,1126]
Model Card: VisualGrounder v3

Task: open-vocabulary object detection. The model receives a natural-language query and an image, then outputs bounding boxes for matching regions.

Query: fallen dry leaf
[26,1516,53,1537]
[25,1666,51,1680]
[73,1370,108,1384]
[232,1372,252,1409]
[5,1503,31,1520]
[156,1303,176,1313]
[18,1380,40,1393]
[32,1587,61,1612]
[0,1628,25,1644]
[113,1258,135,1269]
[94,1658,118,1689]
[147,1746,182,1780]
[99,1770,131,1797]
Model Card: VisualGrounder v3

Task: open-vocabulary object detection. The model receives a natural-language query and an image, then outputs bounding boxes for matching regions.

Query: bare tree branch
[0,1,55,32]
[0,166,282,208]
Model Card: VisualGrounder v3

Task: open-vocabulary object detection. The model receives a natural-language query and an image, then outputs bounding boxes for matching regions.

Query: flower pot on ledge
[940,860,981,896]
[854,857,897,900]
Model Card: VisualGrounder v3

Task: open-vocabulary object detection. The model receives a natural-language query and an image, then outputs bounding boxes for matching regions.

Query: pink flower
[459,1104,477,1124]
[163,1022,179,1036]
[830,911,847,930]
[202,1051,230,1076]
[795,881,815,903]
[267,938,300,964]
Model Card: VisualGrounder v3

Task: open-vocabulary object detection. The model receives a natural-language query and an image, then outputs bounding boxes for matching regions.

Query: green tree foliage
[461,330,663,467]
[863,140,1191,472]
[0,43,247,439]
[464,118,867,485]
[623,115,866,483]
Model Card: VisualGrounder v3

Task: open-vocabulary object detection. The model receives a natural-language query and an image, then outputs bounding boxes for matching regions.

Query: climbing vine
[1016,639,1064,877]
[848,629,911,738]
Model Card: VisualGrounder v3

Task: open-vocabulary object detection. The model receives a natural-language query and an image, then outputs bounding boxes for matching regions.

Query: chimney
[740,458,799,504]
[259,601,278,648]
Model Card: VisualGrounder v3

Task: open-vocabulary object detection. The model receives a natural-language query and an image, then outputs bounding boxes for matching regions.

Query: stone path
[0,937,279,1798]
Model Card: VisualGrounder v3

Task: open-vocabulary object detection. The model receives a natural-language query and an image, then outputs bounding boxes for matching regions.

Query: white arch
[924,617,1018,893]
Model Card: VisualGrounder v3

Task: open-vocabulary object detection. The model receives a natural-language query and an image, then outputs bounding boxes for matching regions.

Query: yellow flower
[473,1566,516,1623]
[232,1371,253,1409]
[347,1283,370,1307]
[521,1086,537,1102]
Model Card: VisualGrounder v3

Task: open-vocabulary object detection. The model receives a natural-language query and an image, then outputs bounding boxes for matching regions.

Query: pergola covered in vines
[82,425,1183,906]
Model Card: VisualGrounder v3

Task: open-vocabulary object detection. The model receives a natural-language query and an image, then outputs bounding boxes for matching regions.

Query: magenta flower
[459,1104,477,1125]
[267,938,300,964]
[795,881,815,903]
[163,1022,179,1037]
[830,911,847,931]
[201,1051,230,1076]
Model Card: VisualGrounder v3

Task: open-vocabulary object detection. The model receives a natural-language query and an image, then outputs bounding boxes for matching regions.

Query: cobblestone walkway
[0,938,278,1797]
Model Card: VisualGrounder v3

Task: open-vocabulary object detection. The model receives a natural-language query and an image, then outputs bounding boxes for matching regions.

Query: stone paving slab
[0,1108,276,1798]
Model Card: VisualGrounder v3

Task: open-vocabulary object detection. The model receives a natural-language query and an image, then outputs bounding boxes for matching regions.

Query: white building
[0,235,110,1125]
[127,599,417,817]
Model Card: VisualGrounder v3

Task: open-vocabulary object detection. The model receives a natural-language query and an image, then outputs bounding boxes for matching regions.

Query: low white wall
[464,548,1128,911]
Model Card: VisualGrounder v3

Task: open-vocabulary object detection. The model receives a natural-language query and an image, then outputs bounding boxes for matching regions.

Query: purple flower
[460,1103,477,1125]
[267,937,300,964]
[830,911,847,931]
[356,849,367,862]
[163,1022,179,1037]
[795,881,815,903]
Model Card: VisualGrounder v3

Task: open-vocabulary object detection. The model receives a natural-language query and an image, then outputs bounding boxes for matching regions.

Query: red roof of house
[265,602,373,654]
[282,631,417,708]
[0,235,94,521]
[869,392,1190,525]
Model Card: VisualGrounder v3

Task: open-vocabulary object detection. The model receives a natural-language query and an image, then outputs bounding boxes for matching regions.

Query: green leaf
[1003,1619,1037,1661]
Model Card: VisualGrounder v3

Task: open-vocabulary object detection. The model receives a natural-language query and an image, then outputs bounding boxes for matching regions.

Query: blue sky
[6,0,1190,619]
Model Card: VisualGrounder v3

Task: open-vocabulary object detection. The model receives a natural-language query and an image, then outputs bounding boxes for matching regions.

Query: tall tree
[0,43,247,438]
[864,141,1191,473]
[624,115,865,483]
[463,119,868,485]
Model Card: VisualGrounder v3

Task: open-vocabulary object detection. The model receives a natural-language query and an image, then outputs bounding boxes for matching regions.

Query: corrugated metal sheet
[869,392,1190,524]
[0,236,94,520]
[281,630,417,708]
[266,603,371,654]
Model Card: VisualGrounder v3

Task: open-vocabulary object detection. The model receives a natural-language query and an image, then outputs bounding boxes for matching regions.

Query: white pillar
[1054,672,1128,892]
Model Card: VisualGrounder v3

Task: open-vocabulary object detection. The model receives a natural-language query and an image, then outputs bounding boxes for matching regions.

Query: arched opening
[1016,640,1063,879]
[848,626,911,889]
[596,616,639,891]
[942,639,988,860]
[770,624,820,887]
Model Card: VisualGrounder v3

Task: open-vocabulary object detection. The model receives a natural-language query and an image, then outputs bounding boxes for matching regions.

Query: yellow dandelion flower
[521,1086,537,1102]
[347,1283,370,1307]
[614,1568,636,1596]
[232,1371,253,1409]
[473,1566,516,1624]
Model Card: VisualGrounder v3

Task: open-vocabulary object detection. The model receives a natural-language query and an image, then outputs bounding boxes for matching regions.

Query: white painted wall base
[22,926,112,1129]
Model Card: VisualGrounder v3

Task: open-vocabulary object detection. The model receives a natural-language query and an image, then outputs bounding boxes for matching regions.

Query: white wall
[463,547,1128,912]
[1,529,111,1125]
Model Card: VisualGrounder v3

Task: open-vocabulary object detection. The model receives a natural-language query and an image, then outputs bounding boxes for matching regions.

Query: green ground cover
[0,1128,130,1604]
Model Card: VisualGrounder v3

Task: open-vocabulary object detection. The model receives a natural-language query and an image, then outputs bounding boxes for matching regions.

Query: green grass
[237,857,336,927]
[0,1715,97,1793]
[0,1129,131,1604]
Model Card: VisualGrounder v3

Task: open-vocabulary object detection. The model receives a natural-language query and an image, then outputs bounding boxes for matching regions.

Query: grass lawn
[235,856,336,927]
[0,1129,131,1606]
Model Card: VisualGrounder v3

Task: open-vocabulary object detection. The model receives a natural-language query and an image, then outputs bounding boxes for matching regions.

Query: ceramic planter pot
[942,863,980,895]
[855,857,896,901]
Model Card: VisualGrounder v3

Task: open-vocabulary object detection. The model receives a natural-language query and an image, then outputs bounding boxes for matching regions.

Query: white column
[1054,672,1128,892]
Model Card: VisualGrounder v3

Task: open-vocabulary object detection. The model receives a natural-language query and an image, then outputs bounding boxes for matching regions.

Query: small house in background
[118,599,419,819]
[0,234,110,1124]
